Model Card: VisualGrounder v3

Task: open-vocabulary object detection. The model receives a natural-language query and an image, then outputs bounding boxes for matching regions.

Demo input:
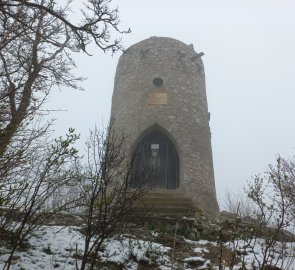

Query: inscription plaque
[147,92,168,105]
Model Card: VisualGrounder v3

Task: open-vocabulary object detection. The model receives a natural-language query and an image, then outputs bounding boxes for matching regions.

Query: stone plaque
[147,92,167,105]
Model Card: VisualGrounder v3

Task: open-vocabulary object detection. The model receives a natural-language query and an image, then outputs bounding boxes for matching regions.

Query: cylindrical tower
[111,36,219,218]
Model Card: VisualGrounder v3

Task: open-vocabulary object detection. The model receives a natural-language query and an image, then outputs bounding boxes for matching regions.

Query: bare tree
[0,0,129,250]
[75,122,149,270]
[279,157,295,210]
[223,188,254,218]
[0,2,133,267]
[0,0,129,170]
[243,156,295,269]
[216,157,295,270]
[1,128,80,270]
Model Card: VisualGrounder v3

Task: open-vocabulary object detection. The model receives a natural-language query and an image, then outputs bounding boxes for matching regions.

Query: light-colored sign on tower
[111,36,219,218]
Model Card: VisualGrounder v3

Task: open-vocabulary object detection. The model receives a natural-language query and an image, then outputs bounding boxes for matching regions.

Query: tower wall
[111,37,219,218]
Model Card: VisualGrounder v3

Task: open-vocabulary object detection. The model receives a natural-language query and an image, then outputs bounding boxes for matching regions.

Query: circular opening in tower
[153,77,164,87]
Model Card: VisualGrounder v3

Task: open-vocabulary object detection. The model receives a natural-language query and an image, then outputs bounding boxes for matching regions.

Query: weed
[42,245,53,255]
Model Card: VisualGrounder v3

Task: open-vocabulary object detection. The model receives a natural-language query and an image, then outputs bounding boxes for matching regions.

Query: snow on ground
[193,247,209,253]
[0,226,83,270]
[0,226,172,269]
[0,226,295,269]
[101,238,171,267]
[185,237,295,270]
[225,238,295,270]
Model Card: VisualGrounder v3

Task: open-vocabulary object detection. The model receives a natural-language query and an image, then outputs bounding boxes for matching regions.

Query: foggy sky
[48,0,295,207]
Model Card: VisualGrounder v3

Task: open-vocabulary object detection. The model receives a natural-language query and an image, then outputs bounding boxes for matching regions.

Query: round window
[153,77,164,87]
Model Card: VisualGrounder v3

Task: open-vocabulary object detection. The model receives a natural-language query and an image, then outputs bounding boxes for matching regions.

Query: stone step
[135,212,195,218]
[132,207,195,218]
[132,190,196,218]
[143,190,190,198]
[133,205,193,212]
[133,200,193,207]
[139,196,192,203]
[143,190,186,196]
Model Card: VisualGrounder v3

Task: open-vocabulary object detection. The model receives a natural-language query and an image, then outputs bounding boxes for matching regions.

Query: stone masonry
[110,36,219,218]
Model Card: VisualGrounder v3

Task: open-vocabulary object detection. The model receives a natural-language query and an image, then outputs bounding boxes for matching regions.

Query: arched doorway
[133,127,179,189]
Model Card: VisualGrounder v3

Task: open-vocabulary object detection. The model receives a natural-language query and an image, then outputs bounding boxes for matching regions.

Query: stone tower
[111,37,219,218]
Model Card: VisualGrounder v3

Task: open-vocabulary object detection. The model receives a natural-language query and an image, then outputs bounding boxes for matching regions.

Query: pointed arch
[132,124,179,189]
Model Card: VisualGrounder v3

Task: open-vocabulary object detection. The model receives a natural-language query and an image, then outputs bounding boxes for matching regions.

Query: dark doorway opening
[133,128,179,189]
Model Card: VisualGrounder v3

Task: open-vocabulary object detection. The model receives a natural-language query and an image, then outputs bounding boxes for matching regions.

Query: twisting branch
[0,0,129,168]
[0,2,129,265]
[76,122,149,270]
[0,0,130,53]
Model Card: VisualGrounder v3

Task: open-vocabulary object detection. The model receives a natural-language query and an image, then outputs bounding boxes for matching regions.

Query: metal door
[133,129,179,189]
